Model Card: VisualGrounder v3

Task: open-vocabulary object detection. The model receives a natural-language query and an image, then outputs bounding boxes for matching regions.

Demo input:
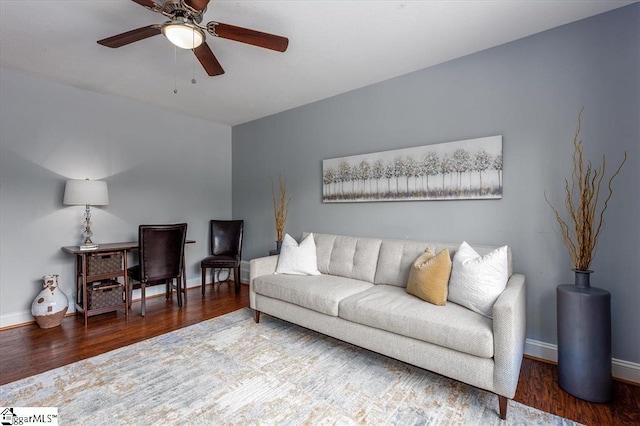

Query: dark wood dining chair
[201,220,244,295]
[128,223,187,317]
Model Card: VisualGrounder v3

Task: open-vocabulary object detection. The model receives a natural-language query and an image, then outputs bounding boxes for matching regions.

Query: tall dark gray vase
[557,270,612,403]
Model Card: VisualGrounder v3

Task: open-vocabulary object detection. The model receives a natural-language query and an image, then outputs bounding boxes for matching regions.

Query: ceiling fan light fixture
[162,21,204,49]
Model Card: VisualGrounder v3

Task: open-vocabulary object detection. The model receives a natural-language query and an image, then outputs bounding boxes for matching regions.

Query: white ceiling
[0,1,635,126]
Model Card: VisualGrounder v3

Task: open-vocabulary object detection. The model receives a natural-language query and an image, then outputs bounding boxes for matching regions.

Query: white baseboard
[241,260,250,284]
[130,277,204,300]
[0,310,35,329]
[612,359,640,384]
[525,338,640,384]
[524,338,559,362]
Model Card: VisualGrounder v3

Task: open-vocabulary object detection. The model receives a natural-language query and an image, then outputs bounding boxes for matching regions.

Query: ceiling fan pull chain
[173,45,178,94]
[191,29,196,84]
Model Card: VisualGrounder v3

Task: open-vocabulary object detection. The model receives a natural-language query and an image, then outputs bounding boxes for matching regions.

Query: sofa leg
[254,310,261,323]
[498,395,508,420]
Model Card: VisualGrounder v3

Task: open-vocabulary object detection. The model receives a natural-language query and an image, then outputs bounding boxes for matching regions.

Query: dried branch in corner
[272,174,290,242]
[545,108,627,271]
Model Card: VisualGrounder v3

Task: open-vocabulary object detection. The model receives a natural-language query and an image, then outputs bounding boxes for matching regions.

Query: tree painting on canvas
[322,135,502,202]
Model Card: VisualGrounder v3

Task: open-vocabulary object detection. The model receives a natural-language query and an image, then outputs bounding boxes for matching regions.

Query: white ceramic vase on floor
[32,274,68,328]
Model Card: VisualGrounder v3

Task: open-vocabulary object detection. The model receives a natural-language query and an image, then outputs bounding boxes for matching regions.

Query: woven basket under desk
[87,281,124,310]
[86,252,123,276]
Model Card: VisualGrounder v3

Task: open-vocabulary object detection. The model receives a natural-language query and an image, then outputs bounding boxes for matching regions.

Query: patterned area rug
[1,308,579,425]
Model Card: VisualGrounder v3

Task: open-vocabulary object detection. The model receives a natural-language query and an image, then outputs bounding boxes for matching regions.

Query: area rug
[1,308,579,425]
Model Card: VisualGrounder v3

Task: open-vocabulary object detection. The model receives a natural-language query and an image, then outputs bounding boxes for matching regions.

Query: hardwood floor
[1,283,638,425]
[0,282,248,385]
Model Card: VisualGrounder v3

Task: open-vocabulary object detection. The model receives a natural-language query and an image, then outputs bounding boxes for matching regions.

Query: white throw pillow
[447,241,509,318]
[274,233,321,276]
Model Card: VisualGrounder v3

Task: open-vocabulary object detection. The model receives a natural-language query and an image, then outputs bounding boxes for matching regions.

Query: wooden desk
[62,240,195,326]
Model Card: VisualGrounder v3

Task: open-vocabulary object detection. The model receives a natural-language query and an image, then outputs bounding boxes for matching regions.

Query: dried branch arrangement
[546,108,627,271]
[271,174,290,242]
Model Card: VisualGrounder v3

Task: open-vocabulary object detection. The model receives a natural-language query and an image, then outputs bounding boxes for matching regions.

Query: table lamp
[63,179,109,250]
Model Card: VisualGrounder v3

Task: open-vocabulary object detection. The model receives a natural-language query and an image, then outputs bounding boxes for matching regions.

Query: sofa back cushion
[373,240,433,287]
[304,232,382,283]
[375,239,513,287]
[304,232,512,288]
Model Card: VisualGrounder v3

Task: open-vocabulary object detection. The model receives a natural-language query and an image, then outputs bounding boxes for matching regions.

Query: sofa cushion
[308,233,382,283]
[447,242,509,318]
[339,285,494,358]
[375,240,442,287]
[253,274,374,317]
[406,248,452,305]
[275,233,321,276]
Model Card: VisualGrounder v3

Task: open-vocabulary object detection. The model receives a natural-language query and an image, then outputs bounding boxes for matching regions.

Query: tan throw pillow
[406,248,452,306]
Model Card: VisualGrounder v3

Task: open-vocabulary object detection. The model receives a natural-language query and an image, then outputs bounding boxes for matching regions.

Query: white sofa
[249,232,526,419]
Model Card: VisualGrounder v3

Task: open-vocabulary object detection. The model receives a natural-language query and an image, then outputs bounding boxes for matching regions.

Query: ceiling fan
[97,0,289,76]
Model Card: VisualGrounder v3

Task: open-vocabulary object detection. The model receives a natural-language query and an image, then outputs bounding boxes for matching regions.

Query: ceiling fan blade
[209,22,289,52]
[193,43,225,76]
[184,0,210,12]
[97,25,161,48]
[131,0,158,9]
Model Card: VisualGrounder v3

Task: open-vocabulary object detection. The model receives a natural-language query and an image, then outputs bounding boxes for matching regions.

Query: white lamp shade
[63,180,109,206]
[162,23,204,49]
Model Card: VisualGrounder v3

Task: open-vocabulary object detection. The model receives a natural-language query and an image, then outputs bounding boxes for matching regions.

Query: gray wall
[0,69,232,326]
[233,5,639,364]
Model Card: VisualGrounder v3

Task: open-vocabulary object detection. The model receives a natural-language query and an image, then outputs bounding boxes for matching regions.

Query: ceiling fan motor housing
[160,0,205,24]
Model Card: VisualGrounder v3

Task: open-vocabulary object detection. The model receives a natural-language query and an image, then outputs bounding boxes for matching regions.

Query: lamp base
[80,244,99,251]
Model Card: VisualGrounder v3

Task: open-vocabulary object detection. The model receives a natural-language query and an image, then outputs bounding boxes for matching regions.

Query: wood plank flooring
[1,283,638,425]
